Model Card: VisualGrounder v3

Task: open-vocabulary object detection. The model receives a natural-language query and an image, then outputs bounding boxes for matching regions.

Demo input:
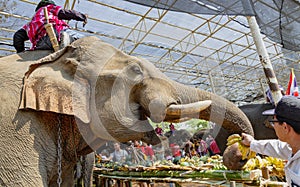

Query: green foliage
[184,119,210,133]
[148,118,210,134]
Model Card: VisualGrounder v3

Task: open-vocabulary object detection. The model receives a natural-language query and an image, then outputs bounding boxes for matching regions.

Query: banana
[248,150,256,159]
[226,134,242,146]
[238,142,256,160]
[226,139,239,146]
[227,134,241,141]
[242,157,257,171]
[238,143,247,160]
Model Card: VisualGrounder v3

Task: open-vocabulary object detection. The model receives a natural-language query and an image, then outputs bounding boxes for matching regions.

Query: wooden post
[94,175,101,187]
[230,181,236,187]
[43,7,59,51]
[262,167,270,180]
[246,16,282,105]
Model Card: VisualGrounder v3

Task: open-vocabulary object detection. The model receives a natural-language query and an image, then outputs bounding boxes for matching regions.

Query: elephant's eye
[131,65,142,75]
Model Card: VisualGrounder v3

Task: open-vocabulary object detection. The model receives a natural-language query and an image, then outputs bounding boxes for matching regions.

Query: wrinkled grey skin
[239,103,276,140]
[75,153,95,187]
[84,153,95,187]
[0,36,253,186]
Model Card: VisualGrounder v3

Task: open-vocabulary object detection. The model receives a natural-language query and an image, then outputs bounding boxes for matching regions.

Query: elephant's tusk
[163,117,193,123]
[165,100,212,117]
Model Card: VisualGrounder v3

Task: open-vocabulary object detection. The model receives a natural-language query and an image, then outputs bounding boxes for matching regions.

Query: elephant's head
[19,36,253,152]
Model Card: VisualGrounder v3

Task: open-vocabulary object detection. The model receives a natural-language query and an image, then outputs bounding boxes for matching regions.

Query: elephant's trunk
[168,82,254,136]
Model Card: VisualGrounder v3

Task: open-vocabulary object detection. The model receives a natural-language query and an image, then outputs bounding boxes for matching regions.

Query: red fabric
[169,123,175,131]
[286,69,299,97]
[23,4,69,49]
[136,145,145,153]
[155,127,163,135]
[210,140,221,154]
[170,144,181,157]
[198,140,207,153]
[144,146,154,157]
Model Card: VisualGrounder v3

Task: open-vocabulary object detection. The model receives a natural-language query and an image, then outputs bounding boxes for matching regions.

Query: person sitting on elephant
[169,123,176,136]
[155,124,163,136]
[241,96,300,187]
[13,0,87,53]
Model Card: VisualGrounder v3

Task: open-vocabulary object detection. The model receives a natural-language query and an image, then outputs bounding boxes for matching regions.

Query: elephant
[239,103,276,140]
[0,36,253,186]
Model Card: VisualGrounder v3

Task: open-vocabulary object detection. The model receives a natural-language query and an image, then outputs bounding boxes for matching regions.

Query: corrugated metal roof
[1,0,299,104]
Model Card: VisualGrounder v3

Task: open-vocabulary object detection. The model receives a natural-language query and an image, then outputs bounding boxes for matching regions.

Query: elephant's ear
[19,45,91,123]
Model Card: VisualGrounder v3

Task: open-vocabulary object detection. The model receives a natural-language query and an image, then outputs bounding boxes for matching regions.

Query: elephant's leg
[0,117,52,186]
[73,154,95,187]
[84,152,95,187]
[0,152,47,186]
[0,171,45,187]
[49,162,76,187]
[61,165,76,187]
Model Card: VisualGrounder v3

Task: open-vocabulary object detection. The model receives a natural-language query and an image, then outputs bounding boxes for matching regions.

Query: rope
[57,116,62,187]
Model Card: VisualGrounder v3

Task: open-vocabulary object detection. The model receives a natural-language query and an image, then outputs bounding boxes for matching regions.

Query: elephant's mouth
[135,100,212,123]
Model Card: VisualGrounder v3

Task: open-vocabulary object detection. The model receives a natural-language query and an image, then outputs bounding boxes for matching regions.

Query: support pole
[208,71,216,94]
[246,16,282,105]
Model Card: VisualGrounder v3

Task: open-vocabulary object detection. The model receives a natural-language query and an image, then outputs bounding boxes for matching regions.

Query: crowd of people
[96,132,221,165]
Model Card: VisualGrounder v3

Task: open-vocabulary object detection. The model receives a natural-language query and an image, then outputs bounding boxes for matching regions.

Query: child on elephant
[13,0,87,53]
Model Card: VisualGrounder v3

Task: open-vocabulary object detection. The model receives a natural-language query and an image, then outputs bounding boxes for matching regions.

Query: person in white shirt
[242,96,300,187]
[108,142,128,163]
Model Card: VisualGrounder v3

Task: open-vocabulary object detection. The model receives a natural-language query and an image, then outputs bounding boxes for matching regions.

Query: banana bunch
[242,156,286,178]
[265,156,286,179]
[242,155,268,171]
[265,156,285,169]
[227,134,256,160]
[238,143,256,160]
[179,156,204,167]
[153,159,175,167]
[118,164,130,171]
[226,134,242,146]
[242,157,257,171]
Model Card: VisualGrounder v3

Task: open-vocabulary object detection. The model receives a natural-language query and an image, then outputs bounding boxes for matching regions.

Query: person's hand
[241,133,254,147]
[83,14,88,27]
